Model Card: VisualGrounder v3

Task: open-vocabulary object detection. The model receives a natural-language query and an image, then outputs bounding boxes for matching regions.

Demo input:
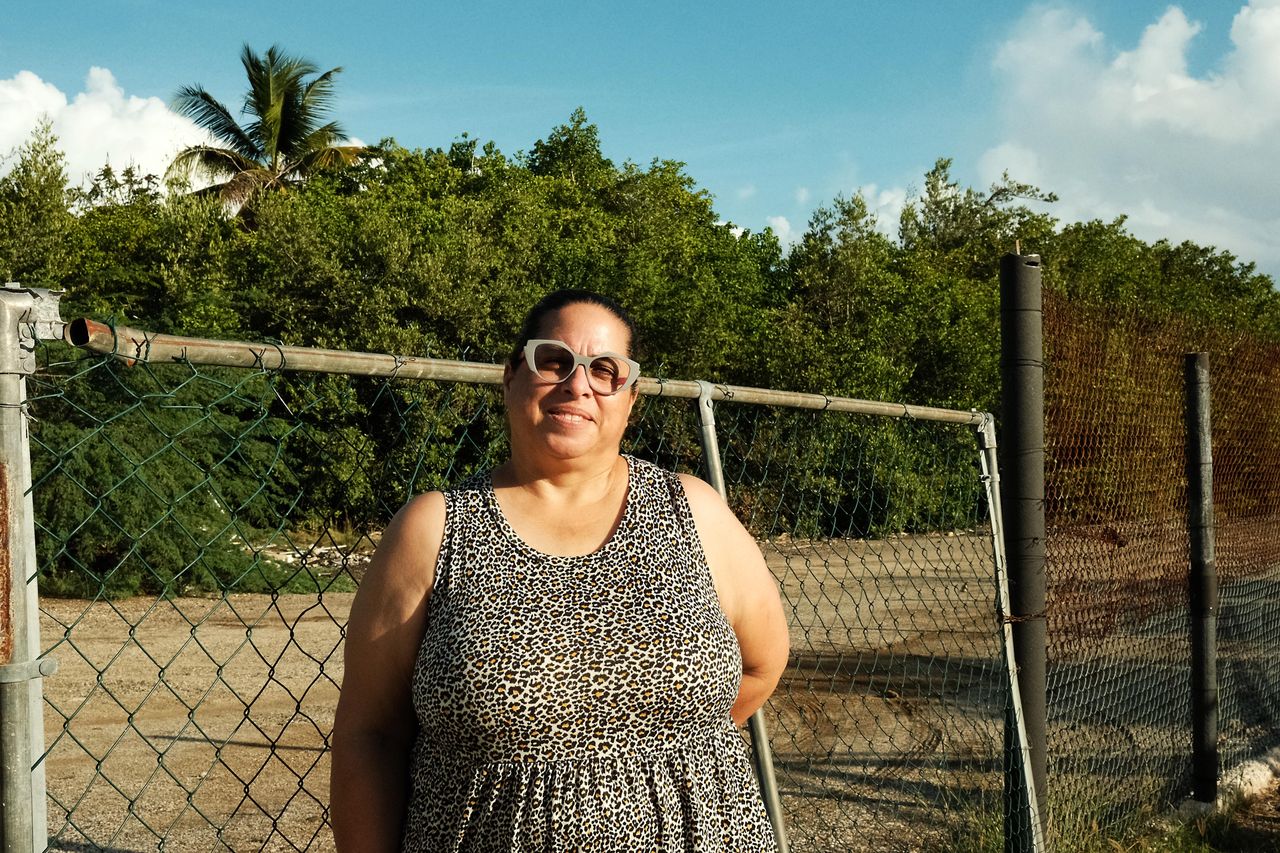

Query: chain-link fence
[1042,291,1280,841]
[2,311,1017,852]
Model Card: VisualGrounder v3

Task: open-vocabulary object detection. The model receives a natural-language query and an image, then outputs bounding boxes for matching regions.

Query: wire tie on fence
[1001,611,1047,624]
[141,329,159,363]
[0,396,35,423]
[98,315,134,367]
[263,339,288,372]
[390,354,407,381]
[105,315,122,356]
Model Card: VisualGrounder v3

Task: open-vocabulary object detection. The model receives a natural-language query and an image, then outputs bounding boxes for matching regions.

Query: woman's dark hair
[507,289,639,366]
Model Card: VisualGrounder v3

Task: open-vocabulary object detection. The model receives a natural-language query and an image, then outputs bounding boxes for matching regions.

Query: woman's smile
[545,404,594,426]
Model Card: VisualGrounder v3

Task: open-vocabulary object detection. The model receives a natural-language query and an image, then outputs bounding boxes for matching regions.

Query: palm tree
[167,44,365,204]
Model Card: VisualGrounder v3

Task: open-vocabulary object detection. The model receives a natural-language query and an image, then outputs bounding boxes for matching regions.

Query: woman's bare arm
[679,475,790,726]
[330,492,444,852]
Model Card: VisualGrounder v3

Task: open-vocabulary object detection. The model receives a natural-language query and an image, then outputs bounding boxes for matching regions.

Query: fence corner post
[999,254,1048,851]
[1,281,61,853]
[1184,352,1219,802]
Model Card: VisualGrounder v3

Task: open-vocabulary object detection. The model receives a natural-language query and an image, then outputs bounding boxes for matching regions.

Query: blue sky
[3,1,1276,277]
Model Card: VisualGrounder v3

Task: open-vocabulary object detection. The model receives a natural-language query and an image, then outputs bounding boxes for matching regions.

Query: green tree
[891,159,1061,410]
[167,44,366,206]
[65,165,239,336]
[776,195,909,397]
[899,157,1057,282]
[526,107,614,190]
[1041,218,1280,339]
[0,119,75,285]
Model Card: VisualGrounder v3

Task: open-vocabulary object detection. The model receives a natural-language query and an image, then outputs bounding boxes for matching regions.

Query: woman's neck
[495,451,626,499]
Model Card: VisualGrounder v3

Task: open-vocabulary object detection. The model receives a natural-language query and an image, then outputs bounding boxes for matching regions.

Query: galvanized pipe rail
[68,318,985,424]
[694,380,789,853]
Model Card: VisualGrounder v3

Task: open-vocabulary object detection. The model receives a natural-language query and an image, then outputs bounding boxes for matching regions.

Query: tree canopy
[5,109,1279,596]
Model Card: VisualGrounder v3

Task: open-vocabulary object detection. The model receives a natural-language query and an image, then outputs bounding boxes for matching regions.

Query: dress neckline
[484,454,635,561]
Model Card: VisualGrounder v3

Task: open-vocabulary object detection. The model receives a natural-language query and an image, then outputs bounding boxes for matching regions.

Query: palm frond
[281,107,347,160]
[220,168,275,205]
[278,68,344,162]
[172,86,260,162]
[166,145,260,183]
[299,67,342,117]
[241,43,328,167]
[291,122,349,153]
[292,144,367,175]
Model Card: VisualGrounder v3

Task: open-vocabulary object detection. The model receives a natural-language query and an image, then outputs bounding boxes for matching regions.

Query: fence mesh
[20,331,1008,852]
[1043,291,1280,842]
[710,403,1006,851]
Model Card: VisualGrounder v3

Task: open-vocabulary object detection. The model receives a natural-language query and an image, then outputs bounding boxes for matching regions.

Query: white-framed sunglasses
[521,339,640,396]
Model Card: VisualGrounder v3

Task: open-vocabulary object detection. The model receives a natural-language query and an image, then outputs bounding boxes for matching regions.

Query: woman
[331,289,789,852]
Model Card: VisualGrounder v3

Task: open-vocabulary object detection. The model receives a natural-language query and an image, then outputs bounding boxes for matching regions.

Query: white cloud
[982,1,1280,277]
[0,68,209,185]
[794,186,811,206]
[766,215,796,245]
[736,184,758,200]
[858,183,908,239]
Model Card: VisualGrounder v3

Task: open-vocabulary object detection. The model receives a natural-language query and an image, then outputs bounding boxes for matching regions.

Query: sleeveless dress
[400,454,777,852]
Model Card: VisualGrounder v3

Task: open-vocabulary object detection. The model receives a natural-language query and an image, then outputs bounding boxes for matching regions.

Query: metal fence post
[977,415,1046,853]
[1184,352,1219,802]
[694,381,790,853]
[1,282,62,853]
[999,255,1048,851]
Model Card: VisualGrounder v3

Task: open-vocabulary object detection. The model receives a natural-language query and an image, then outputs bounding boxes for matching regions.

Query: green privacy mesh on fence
[20,328,1011,852]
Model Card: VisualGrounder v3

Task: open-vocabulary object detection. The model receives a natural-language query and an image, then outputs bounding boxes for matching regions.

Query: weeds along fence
[1041,289,1280,842]
[0,294,1025,852]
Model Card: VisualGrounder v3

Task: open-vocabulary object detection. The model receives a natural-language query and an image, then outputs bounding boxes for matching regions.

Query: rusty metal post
[1,282,62,853]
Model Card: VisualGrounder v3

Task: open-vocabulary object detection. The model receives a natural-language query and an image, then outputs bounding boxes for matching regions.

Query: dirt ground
[38,592,347,852]
[28,532,1011,852]
[1227,778,1280,850]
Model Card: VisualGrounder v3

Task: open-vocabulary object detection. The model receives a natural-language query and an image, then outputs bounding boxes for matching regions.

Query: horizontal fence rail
[68,318,985,425]
[15,318,1011,852]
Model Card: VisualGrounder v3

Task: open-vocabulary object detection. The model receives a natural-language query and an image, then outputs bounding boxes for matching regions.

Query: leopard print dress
[399,454,777,852]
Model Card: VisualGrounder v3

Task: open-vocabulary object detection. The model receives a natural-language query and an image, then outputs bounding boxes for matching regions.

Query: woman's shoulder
[672,470,725,509]
[443,467,491,497]
[621,456,721,504]
[390,490,447,546]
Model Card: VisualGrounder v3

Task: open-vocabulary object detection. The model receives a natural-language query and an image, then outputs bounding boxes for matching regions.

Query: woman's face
[503,302,638,464]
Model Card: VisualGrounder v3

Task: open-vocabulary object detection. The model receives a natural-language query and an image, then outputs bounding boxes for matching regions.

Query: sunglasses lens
[587,355,630,393]
[531,342,576,382]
